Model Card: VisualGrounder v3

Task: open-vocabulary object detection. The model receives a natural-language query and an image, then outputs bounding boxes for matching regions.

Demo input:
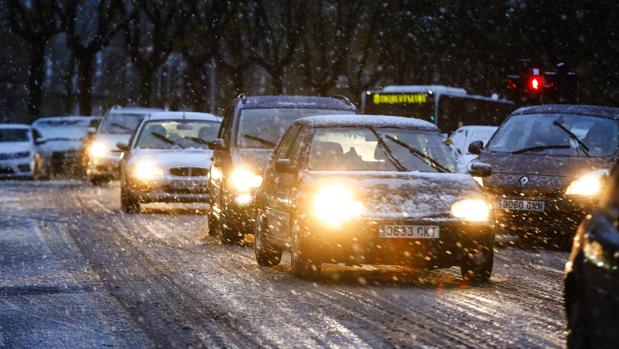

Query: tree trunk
[64,54,75,114]
[270,67,284,94]
[76,51,95,115]
[186,61,206,111]
[137,64,155,106]
[27,39,46,122]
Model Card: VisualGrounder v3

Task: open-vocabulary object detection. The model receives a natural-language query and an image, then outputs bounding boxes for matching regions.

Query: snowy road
[0,181,568,348]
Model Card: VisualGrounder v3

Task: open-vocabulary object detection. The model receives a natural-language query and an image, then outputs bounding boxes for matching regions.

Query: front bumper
[492,194,596,237]
[127,176,210,203]
[0,158,34,177]
[88,151,123,178]
[298,217,494,268]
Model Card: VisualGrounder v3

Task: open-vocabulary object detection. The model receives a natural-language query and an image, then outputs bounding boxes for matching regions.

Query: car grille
[0,151,30,160]
[0,166,14,174]
[169,167,209,177]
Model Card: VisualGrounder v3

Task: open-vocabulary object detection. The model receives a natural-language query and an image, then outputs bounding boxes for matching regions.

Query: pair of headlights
[311,186,490,227]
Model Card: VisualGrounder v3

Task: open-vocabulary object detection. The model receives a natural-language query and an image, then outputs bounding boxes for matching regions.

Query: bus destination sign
[371,93,429,105]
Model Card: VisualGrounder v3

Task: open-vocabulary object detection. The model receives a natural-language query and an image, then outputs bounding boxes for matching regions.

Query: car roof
[512,104,619,119]
[380,85,468,95]
[108,106,164,115]
[0,123,30,129]
[455,125,498,132]
[33,116,98,123]
[238,95,356,111]
[292,114,439,130]
[145,111,222,122]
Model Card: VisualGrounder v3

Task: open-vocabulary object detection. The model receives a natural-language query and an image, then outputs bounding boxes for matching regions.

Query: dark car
[564,163,619,349]
[206,95,356,244]
[469,104,619,247]
[253,114,494,280]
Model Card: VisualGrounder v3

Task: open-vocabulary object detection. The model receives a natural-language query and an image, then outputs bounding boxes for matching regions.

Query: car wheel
[461,244,493,284]
[219,212,243,245]
[291,219,321,278]
[207,205,221,236]
[255,210,283,266]
[90,175,109,186]
[566,253,590,349]
[121,186,140,214]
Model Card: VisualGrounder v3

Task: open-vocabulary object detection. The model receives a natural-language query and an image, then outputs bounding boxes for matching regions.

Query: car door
[265,125,303,244]
[210,106,233,214]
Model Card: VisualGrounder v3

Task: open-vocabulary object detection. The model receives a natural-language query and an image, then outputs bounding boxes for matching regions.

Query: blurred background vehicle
[470,104,619,248]
[0,123,42,179]
[361,85,515,133]
[118,112,221,213]
[31,116,98,177]
[87,106,163,185]
[564,163,619,349]
[448,125,497,166]
[254,114,494,280]
[206,95,357,245]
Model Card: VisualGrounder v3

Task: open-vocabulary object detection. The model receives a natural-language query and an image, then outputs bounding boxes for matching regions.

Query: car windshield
[135,120,220,149]
[237,108,354,148]
[487,114,619,157]
[308,127,457,172]
[99,113,145,134]
[0,129,29,142]
[34,119,91,140]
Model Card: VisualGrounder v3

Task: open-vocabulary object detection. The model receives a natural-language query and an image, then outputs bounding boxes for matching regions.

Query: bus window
[437,95,515,133]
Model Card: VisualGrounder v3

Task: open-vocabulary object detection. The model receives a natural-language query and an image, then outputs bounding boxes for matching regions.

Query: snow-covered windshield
[33,119,91,140]
[136,120,220,150]
[237,108,354,149]
[0,129,29,142]
[99,113,145,134]
[487,114,619,157]
[308,127,456,172]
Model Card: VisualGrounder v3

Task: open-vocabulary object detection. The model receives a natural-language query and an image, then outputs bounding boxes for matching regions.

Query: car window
[99,113,145,134]
[276,125,301,160]
[487,114,619,157]
[0,129,29,142]
[308,127,456,172]
[288,127,308,162]
[135,120,220,149]
[219,106,233,142]
[237,108,354,149]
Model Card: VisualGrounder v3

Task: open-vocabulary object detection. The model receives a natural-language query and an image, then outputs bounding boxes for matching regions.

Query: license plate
[379,225,440,239]
[500,199,545,212]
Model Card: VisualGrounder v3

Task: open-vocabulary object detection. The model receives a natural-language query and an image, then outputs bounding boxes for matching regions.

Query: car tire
[566,254,590,349]
[254,210,283,266]
[207,206,221,236]
[291,219,321,278]
[219,213,243,245]
[461,244,493,284]
[90,175,109,186]
[121,186,140,214]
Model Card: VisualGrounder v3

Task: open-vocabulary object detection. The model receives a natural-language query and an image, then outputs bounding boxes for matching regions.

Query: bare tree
[7,0,61,121]
[56,0,135,115]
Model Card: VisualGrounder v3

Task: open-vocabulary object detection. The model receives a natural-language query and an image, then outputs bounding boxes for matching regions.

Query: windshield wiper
[511,144,571,154]
[384,134,451,173]
[184,136,209,145]
[368,127,408,172]
[553,120,590,157]
[151,132,185,149]
[244,134,276,147]
[111,122,133,131]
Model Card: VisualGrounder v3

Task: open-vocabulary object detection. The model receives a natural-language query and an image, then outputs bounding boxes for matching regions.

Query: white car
[31,116,99,176]
[87,106,164,185]
[0,124,42,179]
[449,125,498,166]
[118,112,222,213]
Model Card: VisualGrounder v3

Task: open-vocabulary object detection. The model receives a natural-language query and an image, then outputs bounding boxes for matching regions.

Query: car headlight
[451,199,490,222]
[230,168,263,191]
[565,169,608,197]
[89,142,107,158]
[312,186,364,227]
[131,161,163,182]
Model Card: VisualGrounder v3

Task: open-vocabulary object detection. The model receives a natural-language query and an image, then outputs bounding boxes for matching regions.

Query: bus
[361,85,516,133]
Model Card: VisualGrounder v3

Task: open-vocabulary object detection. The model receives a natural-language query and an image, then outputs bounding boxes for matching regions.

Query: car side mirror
[116,142,129,152]
[469,162,492,177]
[275,159,297,174]
[207,138,227,151]
[468,140,484,155]
[34,138,46,146]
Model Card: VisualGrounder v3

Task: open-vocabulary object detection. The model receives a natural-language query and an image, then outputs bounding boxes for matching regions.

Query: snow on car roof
[293,114,438,130]
[240,95,356,110]
[380,85,468,95]
[0,123,30,129]
[513,104,619,119]
[455,125,498,132]
[108,106,165,115]
[33,116,98,124]
[146,111,222,122]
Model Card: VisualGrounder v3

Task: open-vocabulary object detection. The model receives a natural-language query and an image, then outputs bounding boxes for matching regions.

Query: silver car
[118,112,221,213]
[87,106,163,185]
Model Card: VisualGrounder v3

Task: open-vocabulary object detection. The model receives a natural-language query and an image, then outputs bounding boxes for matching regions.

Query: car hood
[128,148,213,169]
[477,152,610,177]
[39,139,85,154]
[302,171,481,220]
[0,142,32,154]
[234,148,273,173]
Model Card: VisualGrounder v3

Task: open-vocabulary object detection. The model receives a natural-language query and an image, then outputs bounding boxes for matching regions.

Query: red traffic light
[528,76,543,92]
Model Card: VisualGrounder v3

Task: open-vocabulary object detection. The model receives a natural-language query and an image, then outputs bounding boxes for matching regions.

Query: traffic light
[505,62,577,105]
[528,75,542,92]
